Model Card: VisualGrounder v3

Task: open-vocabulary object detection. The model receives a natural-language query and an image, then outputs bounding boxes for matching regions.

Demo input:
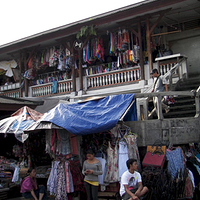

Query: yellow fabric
[84,180,99,186]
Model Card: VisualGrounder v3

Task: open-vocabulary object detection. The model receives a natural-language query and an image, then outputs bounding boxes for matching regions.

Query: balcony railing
[31,79,73,97]
[0,83,21,98]
[0,89,21,98]
[86,67,140,89]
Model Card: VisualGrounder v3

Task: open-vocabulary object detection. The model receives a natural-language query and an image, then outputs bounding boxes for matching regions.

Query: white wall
[166,29,200,75]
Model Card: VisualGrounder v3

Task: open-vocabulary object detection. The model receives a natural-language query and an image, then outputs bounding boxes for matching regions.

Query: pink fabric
[65,162,70,193]
[51,129,57,153]
[11,106,43,121]
[20,176,37,193]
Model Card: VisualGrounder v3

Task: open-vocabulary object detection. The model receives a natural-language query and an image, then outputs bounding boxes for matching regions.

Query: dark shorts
[122,188,138,200]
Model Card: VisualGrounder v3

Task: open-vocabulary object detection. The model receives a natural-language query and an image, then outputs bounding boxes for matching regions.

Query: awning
[40,93,135,135]
[0,106,44,142]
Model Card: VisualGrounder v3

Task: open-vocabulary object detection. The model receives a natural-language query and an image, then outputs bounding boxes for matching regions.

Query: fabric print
[104,142,119,183]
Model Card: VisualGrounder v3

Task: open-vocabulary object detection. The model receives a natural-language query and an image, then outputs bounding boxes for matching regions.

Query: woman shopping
[20,168,47,200]
[82,149,103,200]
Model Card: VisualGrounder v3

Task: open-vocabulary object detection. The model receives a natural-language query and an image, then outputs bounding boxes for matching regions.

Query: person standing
[82,149,103,200]
[120,159,148,200]
[149,68,170,117]
[20,168,47,200]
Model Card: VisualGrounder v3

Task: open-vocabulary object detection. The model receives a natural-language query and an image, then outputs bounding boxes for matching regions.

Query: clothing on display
[118,140,129,179]
[104,142,119,183]
[124,134,141,171]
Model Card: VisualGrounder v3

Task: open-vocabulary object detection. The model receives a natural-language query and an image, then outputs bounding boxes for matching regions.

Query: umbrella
[0,106,44,142]
[0,60,17,77]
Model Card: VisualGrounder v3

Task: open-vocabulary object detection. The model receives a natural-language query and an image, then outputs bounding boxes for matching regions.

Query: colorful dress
[125,135,141,171]
[104,142,119,183]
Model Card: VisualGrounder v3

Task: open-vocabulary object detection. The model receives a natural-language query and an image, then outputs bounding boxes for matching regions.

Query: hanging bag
[147,139,166,154]
[142,149,166,168]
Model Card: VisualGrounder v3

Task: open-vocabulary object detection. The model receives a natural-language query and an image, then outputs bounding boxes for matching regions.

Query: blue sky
[0,0,144,46]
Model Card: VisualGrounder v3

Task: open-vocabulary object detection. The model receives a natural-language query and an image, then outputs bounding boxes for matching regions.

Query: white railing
[0,82,20,92]
[0,89,21,98]
[86,67,140,89]
[156,53,188,82]
[31,79,73,97]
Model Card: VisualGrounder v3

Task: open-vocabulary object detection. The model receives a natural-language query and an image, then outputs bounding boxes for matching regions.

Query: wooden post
[157,95,163,120]
[71,48,76,92]
[146,18,153,73]
[18,52,22,97]
[24,52,28,97]
[138,22,144,80]
[146,11,167,75]
[78,50,83,91]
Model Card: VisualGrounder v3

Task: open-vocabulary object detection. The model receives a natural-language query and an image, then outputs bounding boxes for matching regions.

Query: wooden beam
[71,48,76,92]
[24,52,28,97]
[146,18,153,72]
[78,50,83,90]
[150,11,168,34]
[128,27,138,38]
[151,30,181,37]
[19,52,22,97]
[138,22,144,80]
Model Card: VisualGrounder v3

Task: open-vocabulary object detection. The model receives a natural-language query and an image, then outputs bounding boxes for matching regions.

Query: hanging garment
[124,135,141,171]
[118,140,129,179]
[65,161,74,193]
[51,129,57,154]
[56,162,68,200]
[166,147,185,180]
[47,161,59,195]
[69,160,85,192]
[12,166,20,183]
[52,81,58,94]
[57,129,71,155]
[95,155,107,185]
[104,142,119,183]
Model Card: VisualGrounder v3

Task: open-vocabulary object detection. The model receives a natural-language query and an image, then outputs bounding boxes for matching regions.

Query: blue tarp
[42,93,135,135]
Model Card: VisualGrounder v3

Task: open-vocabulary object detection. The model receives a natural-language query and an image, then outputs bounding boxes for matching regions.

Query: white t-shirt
[120,170,142,196]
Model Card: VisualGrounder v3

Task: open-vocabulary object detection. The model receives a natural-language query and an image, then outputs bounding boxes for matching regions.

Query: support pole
[19,52,22,97]
[72,48,76,92]
[138,22,144,80]
[78,50,83,91]
[146,18,153,73]
[24,52,28,97]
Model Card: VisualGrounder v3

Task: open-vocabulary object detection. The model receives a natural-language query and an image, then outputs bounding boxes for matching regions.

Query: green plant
[76,25,97,39]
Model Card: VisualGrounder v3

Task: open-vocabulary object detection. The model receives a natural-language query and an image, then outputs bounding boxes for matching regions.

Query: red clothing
[20,176,37,193]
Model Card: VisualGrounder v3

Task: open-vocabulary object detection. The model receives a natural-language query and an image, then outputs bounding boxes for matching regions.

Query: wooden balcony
[31,79,73,97]
[86,67,141,89]
[0,83,21,98]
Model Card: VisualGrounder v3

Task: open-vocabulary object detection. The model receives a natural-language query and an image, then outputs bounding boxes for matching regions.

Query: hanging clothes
[166,147,185,180]
[69,160,85,192]
[65,161,74,193]
[12,165,20,183]
[95,154,107,185]
[118,140,129,179]
[124,134,141,171]
[104,142,119,183]
[56,162,68,200]
[47,161,60,195]
[57,129,71,155]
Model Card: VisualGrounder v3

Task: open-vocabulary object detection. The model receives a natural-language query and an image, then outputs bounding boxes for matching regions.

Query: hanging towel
[52,80,58,94]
